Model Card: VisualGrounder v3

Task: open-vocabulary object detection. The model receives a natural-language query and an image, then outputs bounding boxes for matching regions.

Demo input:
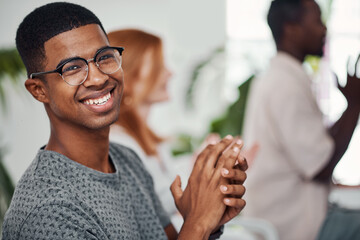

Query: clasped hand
[171,135,247,238]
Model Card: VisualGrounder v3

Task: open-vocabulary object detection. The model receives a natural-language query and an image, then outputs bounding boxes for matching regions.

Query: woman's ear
[25,78,49,103]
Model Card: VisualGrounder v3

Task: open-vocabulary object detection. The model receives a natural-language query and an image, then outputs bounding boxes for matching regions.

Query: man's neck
[277,45,305,63]
[46,123,115,173]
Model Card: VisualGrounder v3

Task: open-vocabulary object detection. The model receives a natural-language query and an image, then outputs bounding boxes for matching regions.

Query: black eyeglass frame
[29,46,124,86]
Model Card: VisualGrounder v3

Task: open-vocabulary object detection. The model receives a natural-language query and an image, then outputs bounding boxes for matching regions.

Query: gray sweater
[2,143,170,239]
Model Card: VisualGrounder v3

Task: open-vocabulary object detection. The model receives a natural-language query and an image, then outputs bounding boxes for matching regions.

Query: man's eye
[63,65,81,73]
[98,54,115,62]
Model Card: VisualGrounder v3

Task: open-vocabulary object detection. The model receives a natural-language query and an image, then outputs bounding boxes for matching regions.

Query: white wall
[0,0,226,182]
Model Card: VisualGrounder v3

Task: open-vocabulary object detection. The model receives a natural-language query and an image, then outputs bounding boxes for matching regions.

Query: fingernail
[225,135,233,140]
[236,139,243,145]
[222,168,229,175]
[224,198,230,204]
[233,147,240,153]
[220,185,228,192]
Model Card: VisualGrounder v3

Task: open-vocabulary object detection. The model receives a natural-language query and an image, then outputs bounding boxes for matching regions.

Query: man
[2,2,248,239]
[243,0,360,239]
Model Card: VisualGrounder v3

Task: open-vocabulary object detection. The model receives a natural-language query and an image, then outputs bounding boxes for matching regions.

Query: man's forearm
[314,104,360,181]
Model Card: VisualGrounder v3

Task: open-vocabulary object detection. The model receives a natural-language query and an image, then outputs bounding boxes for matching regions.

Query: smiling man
[2,2,248,240]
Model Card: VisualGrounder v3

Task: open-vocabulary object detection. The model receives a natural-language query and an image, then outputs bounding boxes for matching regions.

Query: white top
[243,52,335,240]
[110,124,188,218]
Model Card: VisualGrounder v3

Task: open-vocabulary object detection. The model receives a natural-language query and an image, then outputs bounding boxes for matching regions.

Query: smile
[83,92,111,105]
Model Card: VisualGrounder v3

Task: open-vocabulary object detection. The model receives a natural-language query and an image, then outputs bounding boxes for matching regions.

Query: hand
[216,139,248,227]
[171,136,247,237]
[337,54,360,107]
[191,133,221,165]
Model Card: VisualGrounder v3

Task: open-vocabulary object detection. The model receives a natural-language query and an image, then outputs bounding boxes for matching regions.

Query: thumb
[170,175,183,203]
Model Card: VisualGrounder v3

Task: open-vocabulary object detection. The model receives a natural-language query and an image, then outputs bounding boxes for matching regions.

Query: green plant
[0,47,25,233]
[210,75,254,137]
[0,48,25,112]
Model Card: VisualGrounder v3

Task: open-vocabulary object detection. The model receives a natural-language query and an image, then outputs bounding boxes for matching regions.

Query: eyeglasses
[30,46,124,86]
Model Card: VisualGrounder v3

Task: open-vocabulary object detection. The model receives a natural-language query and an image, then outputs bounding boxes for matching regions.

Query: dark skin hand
[167,136,247,240]
[315,54,360,182]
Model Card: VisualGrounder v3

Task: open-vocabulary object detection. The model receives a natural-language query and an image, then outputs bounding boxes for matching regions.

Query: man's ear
[284,22,303,41]
[25,78,49,103]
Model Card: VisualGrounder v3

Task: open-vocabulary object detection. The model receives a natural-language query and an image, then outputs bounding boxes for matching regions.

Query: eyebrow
[55,45,110,69]
[56,57,80,69]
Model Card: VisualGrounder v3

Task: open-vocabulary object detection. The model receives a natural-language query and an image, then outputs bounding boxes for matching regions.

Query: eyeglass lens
[62,48,122,86]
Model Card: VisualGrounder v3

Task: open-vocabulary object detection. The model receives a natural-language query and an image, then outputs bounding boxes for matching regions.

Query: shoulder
[4,197,106,240]
[109,142,155,187]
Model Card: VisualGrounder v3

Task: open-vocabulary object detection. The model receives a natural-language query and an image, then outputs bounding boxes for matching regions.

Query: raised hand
[337,54,360,106]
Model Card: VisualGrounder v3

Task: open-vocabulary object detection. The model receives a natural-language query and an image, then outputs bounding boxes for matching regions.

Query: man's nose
[82,61,109,88]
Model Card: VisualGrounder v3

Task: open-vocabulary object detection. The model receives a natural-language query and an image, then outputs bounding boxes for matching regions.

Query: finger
[224,198,246,209]
[220,184,246,197]
[236,155,248,171]
[218,206,243,226]
[347,56,351,77]
[224,207,242,220]
[203,135,234,171]
[217,139,244,170]
[355,54,360,77]
[192,143,214,169]
[333,72,343,90]
[221,168,247,183]
[217,144,240,170]
[170,175,183,205]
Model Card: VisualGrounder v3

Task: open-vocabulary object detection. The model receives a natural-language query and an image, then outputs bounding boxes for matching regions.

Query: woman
[108,29,179,217]
[108,29,259,221]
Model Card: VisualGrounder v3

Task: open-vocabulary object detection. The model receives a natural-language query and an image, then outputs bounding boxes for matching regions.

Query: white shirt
[243,52,335,240]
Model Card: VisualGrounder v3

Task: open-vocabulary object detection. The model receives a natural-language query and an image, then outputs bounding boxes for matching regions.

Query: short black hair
[16,2,106,78]
[267,0,306,45]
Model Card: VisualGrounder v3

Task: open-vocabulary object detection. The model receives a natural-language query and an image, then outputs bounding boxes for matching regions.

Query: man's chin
[309,50,324,58]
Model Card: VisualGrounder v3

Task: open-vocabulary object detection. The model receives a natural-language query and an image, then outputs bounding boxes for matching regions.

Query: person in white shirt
[243,0,360,239]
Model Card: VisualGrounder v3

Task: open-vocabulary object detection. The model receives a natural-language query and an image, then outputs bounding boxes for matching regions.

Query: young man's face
[41,24,124,130]
[299,0,327,56]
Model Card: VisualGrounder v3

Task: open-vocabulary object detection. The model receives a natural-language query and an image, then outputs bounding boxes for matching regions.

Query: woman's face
[135,49,171,105]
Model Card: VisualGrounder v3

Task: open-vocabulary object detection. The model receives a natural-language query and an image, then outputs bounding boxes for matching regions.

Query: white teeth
[84,92,111,105]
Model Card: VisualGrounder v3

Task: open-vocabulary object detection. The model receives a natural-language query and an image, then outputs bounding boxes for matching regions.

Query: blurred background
[0,0,359,236]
